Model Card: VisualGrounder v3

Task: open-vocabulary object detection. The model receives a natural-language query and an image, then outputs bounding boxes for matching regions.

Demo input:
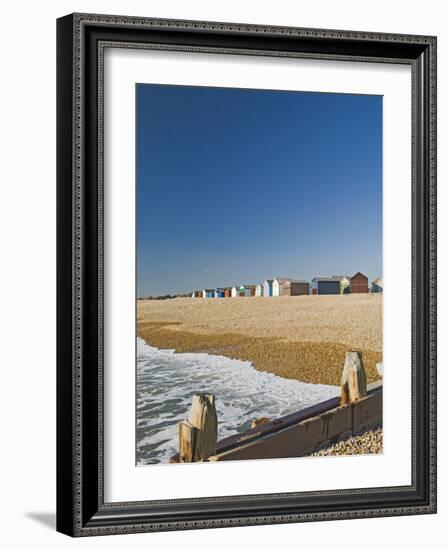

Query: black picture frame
[57,13,437,537]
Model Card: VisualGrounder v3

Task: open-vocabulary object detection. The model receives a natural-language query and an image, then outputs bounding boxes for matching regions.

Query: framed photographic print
[56,13,437,536]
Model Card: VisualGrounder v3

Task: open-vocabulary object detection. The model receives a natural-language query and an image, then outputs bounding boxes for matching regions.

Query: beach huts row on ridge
[192,273,383,298]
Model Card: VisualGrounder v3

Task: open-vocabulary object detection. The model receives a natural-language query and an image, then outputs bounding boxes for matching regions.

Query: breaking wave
[136,337,338,464]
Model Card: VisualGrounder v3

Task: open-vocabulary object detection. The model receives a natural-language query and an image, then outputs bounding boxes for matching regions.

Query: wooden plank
[215,395,341,452]
[172,383,383,463]
[352,390,383,431]
[208,405,351,461]
[208,389,382,462]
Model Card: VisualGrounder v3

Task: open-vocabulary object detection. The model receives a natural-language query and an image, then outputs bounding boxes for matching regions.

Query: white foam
[136,337,338,464]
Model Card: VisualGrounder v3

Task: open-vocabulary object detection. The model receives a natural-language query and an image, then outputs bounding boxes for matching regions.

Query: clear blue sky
[136,84,382,297]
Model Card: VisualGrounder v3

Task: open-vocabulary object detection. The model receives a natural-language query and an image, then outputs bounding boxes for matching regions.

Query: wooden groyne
[171,351,382,463]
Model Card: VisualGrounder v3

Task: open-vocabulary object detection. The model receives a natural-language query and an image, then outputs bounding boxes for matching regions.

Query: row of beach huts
[191,273,383,299]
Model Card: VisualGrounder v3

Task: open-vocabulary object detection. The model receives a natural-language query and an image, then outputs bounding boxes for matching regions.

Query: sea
[136,337,339,465]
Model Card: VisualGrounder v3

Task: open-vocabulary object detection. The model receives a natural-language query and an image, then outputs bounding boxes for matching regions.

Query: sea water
[136,337,338,465]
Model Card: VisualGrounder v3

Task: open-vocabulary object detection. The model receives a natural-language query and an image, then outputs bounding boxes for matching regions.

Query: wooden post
[179,394,217,462]
[340,351,367,405]
[178,421,197,463]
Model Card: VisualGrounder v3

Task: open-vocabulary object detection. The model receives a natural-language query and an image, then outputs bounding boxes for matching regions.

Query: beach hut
[214,288,226,298]
[283,280,309,296]
[371,277,383,293]
[351,272,369,293]
[244,285,257,297]
[191,290,202,298]
[202,288,215,298]
[263,279,273,297]
[272,277,291,296]
[255,284,263,297]
[311,277,341,295]
[224,287,232,298]
[242,285,256,297]
[231,286,239,298]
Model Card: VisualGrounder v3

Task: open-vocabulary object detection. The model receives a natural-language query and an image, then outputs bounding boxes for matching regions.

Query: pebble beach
[137,294,382,386]
[311,428,383,457]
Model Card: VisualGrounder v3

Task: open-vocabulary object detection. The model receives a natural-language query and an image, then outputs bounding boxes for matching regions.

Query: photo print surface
[135,84,383,466]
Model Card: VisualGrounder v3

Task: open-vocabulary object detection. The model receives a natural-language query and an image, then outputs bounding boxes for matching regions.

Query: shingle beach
[137,294,382,386]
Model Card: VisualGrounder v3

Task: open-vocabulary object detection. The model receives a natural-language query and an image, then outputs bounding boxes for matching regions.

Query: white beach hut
[263,279,273,297]
[272,277,290,297]
[255,284,263,297]
[231,286,239,298]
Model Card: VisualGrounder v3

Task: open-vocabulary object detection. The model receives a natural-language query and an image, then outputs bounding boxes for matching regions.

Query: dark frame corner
[57,13,437,537]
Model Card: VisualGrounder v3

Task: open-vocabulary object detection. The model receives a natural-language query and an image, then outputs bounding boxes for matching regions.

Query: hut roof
[263,279,273,284]
[331,275,351,282]
[311,276,341,283]
[351,271,368,280]
[285,279,309,284]
[273,277,293,284]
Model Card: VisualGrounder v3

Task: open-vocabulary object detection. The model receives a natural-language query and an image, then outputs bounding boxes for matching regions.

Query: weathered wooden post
[178,421,197,463]
[179,394,218,462]
[340,351,367,405]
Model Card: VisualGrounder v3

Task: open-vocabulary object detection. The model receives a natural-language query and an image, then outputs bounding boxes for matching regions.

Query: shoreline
[137,319,382,386]
[137,295,382,386]
[136,336,341,464]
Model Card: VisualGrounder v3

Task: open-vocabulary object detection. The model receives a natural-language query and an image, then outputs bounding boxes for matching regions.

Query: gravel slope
[137,294,382,386]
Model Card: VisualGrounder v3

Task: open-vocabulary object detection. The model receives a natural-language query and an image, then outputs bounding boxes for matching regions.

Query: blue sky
[136,84,382,297]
